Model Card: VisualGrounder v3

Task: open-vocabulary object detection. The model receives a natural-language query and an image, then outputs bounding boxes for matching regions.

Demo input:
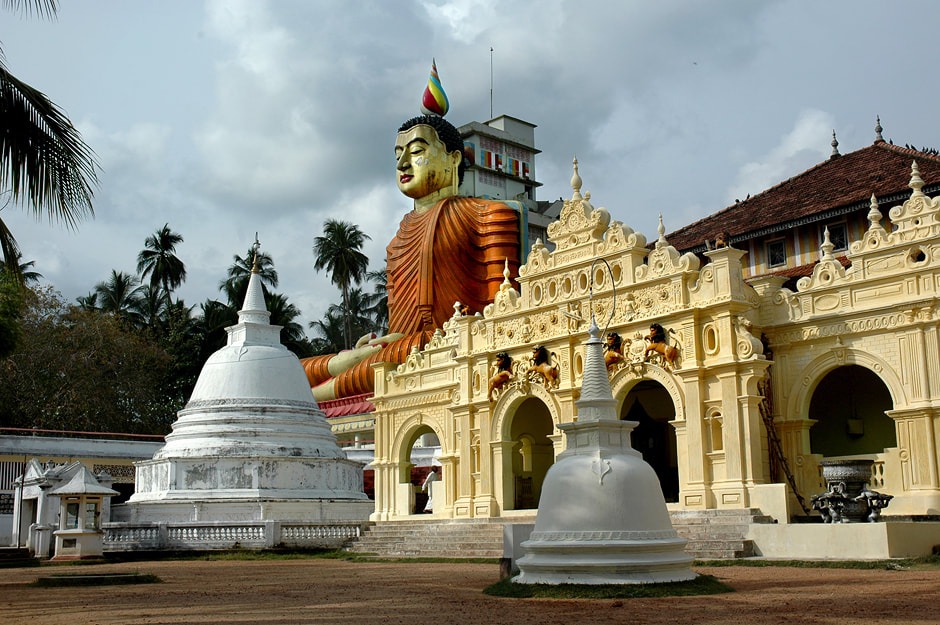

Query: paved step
[0,547,39,568]
[347,519,510,559]
[671,508,773,559]
[347,509,775,560]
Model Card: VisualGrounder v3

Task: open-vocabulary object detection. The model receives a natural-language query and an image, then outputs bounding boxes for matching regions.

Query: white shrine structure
[104,253,372,551]
[514,315,695,584]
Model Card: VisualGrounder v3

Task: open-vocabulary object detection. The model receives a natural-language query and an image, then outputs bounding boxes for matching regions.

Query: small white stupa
[113,244,372,525]
[513,317,696,585]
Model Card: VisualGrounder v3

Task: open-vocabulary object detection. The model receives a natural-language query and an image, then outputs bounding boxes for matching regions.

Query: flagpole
[489,47,494,119]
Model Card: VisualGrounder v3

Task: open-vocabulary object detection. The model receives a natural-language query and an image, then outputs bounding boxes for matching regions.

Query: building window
[85,501,100,530]
[823,223,848,251]
[65,501,80,529]
[766,239,786,268]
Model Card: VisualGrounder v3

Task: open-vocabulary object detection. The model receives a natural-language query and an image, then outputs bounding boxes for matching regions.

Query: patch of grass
[483,574,732,599]
[30,572,162,587]
[694,555,940,570]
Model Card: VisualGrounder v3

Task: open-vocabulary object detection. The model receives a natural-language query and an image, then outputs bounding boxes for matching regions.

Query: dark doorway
[622,380,679,502]
[809,365,895,457]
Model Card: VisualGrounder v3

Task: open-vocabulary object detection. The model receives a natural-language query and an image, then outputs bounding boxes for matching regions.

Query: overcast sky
[4,0,939,331]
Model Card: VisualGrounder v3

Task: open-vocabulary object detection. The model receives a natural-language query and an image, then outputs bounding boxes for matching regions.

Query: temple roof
[666,140,940,253]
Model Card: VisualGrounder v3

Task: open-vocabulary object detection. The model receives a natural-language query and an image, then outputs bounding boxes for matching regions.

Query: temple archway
[504,397,555,510]
[808,365,896,457]
[620,379,679,502]
[392,416,444,516]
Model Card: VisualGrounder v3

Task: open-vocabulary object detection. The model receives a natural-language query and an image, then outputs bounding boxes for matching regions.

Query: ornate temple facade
[368,156,940,524]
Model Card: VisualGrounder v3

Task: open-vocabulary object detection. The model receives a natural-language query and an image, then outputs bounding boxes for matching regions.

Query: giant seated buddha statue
[301,63,520,401]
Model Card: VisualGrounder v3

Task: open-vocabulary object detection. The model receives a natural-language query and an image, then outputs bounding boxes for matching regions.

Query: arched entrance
[621,380,679,502]
[809,365,896,456]
[401,425,441,515]
[506,397,554,510]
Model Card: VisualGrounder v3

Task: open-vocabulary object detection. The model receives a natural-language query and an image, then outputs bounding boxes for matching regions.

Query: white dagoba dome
[154,261,341,460]
[117,251,372,521]
[514,318,695,585]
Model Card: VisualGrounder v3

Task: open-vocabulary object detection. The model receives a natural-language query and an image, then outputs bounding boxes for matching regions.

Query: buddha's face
[395,124,460,200]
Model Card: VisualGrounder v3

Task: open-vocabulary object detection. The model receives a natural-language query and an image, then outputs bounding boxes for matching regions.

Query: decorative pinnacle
[656,214,667,248]
[867,194,884,231]
[251,233,261,274]
[875,116,884,143]
[571,157,583,200]
[821,226,834,260]
[910,160,925,197]
[420,59,449,117]
[831,130,840,158]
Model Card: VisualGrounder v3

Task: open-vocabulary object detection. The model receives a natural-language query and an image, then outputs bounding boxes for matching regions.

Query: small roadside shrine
[47,465,118,560]
[12,460,117,559]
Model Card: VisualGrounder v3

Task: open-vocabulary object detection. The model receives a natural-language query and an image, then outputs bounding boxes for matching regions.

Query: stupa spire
[238,235,271,326]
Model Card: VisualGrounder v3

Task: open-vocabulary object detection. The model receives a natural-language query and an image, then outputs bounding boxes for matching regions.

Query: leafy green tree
[0,268,23,357]
[309,309,347,355]
[75,292,98,311]
[136,224,186,305]
[0,286,176,434]
[0,250,42,285]
[0,0,98,281]
[135,284,167,329]
[93,269,144,326]
[313,220,370,350]
[327,287,374,344]
[363,268,388,333]
[220,248,278,306]
[266,292,312,357]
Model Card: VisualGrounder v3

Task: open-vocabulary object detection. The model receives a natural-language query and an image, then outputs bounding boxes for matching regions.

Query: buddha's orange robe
[302,196,520,398]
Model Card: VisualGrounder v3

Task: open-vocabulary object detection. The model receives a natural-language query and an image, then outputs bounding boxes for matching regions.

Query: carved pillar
[676,368,706,508]
[491,440,516,513]
[886,407,940,515]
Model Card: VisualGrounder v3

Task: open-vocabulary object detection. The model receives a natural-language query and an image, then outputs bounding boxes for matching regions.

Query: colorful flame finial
[421,59,449,117]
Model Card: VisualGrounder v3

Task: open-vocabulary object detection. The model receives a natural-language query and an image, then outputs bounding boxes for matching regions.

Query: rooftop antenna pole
[489,47,494,119]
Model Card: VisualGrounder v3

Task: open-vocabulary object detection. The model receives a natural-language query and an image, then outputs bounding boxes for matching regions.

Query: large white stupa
[113,249,372,525]
[513,317,696,585]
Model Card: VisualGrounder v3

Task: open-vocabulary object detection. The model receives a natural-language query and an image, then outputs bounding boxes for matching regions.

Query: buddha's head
[395,115,465,206]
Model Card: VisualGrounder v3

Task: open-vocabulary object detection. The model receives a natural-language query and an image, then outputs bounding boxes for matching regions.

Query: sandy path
[2,559,938,625]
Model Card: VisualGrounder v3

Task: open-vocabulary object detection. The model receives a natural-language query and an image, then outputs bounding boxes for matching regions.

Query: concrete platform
[746,521,940,559]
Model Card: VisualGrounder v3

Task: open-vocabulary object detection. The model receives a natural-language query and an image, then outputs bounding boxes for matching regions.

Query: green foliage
[0,286,177,434]
[313,220,371,349]
[0,1,98,282]
[0,268,23,357]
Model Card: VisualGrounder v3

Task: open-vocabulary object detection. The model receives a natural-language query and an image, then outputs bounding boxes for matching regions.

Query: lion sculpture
[527,345,559,388]
[487,352,513,402]
[604,332,625,370]
[644,323,679,369]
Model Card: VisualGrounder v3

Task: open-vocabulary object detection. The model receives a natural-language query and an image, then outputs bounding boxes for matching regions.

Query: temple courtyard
[2,558,938,624]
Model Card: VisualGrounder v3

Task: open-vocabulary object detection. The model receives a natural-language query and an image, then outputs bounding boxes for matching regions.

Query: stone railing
[102,521,365,552]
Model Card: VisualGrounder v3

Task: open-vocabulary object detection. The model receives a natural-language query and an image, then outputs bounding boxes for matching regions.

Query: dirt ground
[2,558,939,625]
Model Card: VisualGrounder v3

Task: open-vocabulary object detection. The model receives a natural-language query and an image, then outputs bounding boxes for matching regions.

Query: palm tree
[309,310,347,355]
[197,298,237,356]
[93,270,143,326]
[266,292,311,357]
[363,268,388,333]
[220,248,278,306]
[137,224,186,305]
[0,250,42,286]
[75,292,98,311]
[0,1,98,281]
[327,287,374,343]
[312,220,370,350]
[136,283,167,329]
